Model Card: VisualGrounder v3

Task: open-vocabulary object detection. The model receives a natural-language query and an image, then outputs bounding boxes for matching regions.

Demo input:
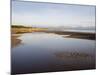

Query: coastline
[44,31,96,40]
[11,34,22,48]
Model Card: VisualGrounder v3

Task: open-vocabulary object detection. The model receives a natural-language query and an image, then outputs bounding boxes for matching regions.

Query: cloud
[12,1,95,27]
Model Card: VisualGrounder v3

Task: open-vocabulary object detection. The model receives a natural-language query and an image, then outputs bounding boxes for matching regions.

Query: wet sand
[44,31,96,40]
[11,34,22,48]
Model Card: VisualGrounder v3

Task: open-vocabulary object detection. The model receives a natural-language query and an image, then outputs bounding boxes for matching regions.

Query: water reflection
[11,32,96,74]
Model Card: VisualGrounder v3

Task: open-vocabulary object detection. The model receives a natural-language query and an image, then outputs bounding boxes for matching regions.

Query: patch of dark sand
[46,51,95,71]
[43,31,96,40]
[54,51,93,59]
[63,34,95,40]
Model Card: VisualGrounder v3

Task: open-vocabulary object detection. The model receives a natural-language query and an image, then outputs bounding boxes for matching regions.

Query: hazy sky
[12,1,95,27]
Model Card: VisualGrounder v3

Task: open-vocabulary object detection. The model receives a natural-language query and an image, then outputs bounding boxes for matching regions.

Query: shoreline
[11,34,22,48]
[44,31,96,40]
[11,30,96,40]
[11,31,95,48]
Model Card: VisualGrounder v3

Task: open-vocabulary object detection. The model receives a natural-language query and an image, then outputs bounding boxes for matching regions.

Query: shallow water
[11,32,96,74]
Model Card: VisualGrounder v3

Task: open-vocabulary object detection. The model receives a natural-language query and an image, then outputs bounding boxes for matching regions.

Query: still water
[12,32,96,74]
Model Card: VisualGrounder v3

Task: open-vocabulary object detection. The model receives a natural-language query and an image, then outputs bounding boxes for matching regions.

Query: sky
[12,1,96,27]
